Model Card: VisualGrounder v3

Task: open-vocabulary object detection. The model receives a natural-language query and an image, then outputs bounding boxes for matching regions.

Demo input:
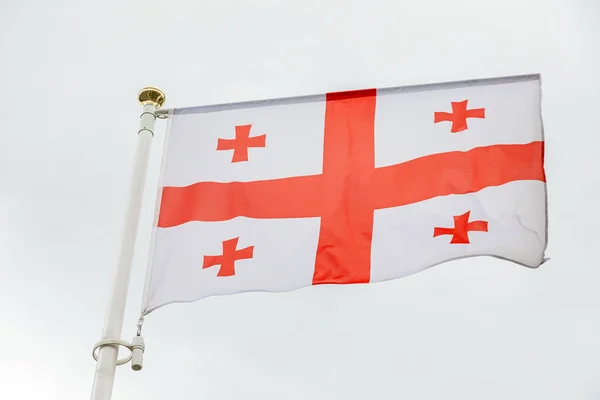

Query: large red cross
[217,124,266,162]
[159,89,545,285]
[434,100,485,133]
[202,237,254,277]
[433,211,488,244]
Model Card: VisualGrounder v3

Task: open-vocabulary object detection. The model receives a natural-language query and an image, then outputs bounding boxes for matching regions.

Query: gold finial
[138,86,166,108]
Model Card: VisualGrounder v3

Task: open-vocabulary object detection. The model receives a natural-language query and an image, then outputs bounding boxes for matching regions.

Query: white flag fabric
[142,74,547,314]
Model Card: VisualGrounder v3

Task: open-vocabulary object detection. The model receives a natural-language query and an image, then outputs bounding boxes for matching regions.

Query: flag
[142,74,547,314]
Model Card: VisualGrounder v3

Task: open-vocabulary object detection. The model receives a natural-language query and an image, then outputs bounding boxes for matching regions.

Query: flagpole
[90,87,166,400]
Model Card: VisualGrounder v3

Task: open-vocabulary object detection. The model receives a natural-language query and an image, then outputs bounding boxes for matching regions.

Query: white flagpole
[90,87,166,400]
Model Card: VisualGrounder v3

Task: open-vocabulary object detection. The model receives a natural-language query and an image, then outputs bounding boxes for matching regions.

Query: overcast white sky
[1,0,599,399]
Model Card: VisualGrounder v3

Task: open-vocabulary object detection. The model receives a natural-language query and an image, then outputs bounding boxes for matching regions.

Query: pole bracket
[92,335,146,371]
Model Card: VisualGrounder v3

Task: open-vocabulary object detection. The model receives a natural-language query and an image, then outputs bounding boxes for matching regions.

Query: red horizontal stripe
[370,141,546,209]
[158,141,545,228]
[158,175,322,226]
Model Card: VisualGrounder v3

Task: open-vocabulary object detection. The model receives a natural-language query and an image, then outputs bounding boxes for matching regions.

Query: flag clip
[155,109,170,119]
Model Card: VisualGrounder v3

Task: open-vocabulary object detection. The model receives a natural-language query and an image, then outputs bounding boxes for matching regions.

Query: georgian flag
[142,74,547,314]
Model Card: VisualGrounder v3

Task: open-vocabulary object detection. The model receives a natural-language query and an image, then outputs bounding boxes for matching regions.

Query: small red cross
[217,124,266,162]
[434,100,485,133]
[433,211,488,244]
[202,237,254,276]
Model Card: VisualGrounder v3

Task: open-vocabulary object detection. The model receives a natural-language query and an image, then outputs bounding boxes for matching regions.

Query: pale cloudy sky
[1,0,599,399]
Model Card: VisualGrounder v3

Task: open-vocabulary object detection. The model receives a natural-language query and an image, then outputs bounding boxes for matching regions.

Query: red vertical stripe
[312,89,377,285]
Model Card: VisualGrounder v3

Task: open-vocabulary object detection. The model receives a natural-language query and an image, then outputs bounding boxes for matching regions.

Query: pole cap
[138,86,166,108]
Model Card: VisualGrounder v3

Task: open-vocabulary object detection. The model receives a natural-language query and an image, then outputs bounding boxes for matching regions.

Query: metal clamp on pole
[155,108,170,119]
[91,335,146,371]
